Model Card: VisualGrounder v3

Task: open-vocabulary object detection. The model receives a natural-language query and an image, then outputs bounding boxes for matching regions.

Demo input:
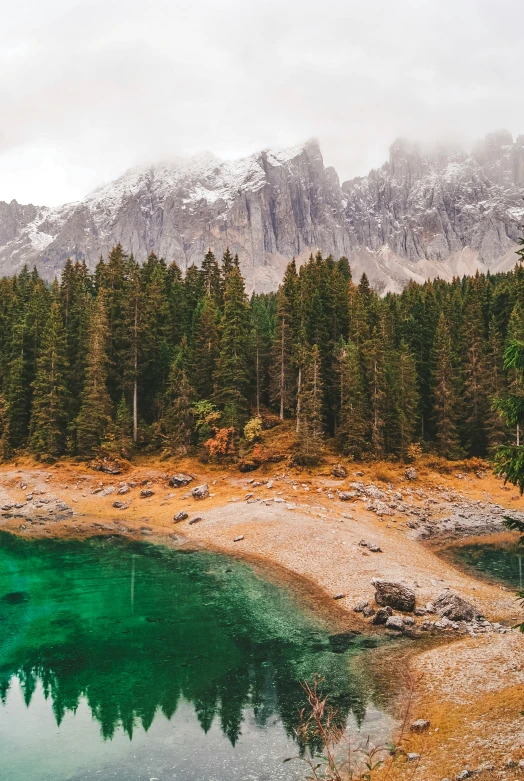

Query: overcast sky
[1,0,523,206]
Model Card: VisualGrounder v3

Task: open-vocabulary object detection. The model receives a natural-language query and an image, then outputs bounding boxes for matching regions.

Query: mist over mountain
[0,130,523,293]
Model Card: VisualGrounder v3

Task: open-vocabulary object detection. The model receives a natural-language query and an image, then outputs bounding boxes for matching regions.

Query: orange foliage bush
[204,427,236,458]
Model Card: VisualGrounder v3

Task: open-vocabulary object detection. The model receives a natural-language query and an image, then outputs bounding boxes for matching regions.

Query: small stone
[140,489,154,498]
[192,484,209,500]
[403,616,415,626]
[188,516,202,525]
[385,615,404,631]
[362,605,375,618]
[168,473,193,487]
[233,535,244,542]
[503,759,518,769]
[117,486,130,495]
[338,491,357,501]
[368,543,382,552]
[112,501,129,509]
[454,771,472,781]
[372,607,393,625]
[406,753,420,762]
[405,467,417,481]
[333,593,345,600]
[331,463,347,478]
[173,511,188,522]
[410,719,430,733]
[353,600,369,613]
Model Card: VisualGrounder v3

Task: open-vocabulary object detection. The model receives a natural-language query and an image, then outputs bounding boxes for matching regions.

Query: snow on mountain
[0,132,523,293]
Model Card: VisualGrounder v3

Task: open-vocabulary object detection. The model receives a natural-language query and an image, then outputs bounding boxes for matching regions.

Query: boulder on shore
[371,606,393,625]
[331,463,347,478]
[168,473,193,487]
[192,484,209,500]
[373,579,416,612]
[434,591,477,622]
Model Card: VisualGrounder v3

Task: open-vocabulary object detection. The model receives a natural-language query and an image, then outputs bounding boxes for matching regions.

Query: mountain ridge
[1,132,523,292]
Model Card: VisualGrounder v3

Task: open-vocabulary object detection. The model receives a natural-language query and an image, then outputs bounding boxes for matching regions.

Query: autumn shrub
[244,417,263,443]
[204,426,237,459]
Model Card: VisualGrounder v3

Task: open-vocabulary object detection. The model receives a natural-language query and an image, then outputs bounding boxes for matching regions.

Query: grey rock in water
[373,579,416,612]
[1,132,523,295]
[192,484,209,500]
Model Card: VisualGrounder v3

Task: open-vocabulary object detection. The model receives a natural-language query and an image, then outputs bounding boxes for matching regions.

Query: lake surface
[0,532,396,781]
[447,539,523,590]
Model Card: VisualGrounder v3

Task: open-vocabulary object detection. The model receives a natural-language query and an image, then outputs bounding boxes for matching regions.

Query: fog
[1,0,522,205]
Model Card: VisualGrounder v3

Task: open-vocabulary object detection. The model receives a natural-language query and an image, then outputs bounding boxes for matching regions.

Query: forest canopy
[0,242,523,463]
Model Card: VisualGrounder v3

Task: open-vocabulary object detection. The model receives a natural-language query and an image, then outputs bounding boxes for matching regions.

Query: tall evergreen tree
[336,341,368,458]
[432,314,460,458]
[214,267,252,428]
[29,298,69,457]
[296,344,324,464]
[76,295,113,457]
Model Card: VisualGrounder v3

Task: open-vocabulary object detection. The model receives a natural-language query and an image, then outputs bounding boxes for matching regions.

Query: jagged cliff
[0,131,523,292]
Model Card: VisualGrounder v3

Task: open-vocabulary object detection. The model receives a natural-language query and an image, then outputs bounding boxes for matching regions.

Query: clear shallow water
[447,540,524,590]
[0,533,395,781]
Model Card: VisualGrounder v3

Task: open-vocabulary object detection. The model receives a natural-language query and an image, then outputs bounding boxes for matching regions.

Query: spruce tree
[214,267,252,428]
[269,288,294,419]
[162,339,194,453]
[432,314,460,458]
[336,341,368,457]
[296,344,324,464]
[29,298,69,457]
[114,395,134,457]
[76,295,113,457]
[392,341,419,458]
[201,248,221,302]
[192,294,220,399]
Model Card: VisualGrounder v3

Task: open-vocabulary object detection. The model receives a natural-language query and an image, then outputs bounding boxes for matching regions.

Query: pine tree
[162,339,194,453]
[462,280,489,455]
[201,248,221,301]
[392,341,419,458]
[336,341,369,457]
[29,298,69,457]
[214,267,252,428]
[76,295,113,457]
[484,317,507,452]
[192,294,220,399]
[269,288,294,419]
[114,395,133,457]
[432,314,460,458]
[296,344,324,464]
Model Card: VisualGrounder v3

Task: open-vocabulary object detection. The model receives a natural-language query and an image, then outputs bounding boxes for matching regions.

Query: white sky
[1,0,523,206]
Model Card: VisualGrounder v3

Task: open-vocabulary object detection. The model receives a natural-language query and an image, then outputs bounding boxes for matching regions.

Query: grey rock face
[373,579,416,612]
[0,132,523,293]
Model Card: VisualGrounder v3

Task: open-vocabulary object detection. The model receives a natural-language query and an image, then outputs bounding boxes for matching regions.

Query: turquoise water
[0,533,395,781]
[447,540,524,590]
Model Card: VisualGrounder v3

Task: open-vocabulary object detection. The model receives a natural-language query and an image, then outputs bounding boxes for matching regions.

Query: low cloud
[1,0,523,205]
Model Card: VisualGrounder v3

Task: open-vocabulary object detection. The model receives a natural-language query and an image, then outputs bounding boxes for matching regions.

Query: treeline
[0,241,523,462]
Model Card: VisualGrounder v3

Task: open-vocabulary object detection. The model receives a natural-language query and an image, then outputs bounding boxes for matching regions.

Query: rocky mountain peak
[0,132,522,294]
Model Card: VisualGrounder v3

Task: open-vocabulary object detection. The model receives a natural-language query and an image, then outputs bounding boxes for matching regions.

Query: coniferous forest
[1,241,524,464]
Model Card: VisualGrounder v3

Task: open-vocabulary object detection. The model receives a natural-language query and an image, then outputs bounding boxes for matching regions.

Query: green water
[447,540,524,590]
[0,533,395,781]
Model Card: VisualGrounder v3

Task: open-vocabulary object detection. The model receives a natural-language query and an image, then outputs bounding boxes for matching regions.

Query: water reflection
[0,533,393,780]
